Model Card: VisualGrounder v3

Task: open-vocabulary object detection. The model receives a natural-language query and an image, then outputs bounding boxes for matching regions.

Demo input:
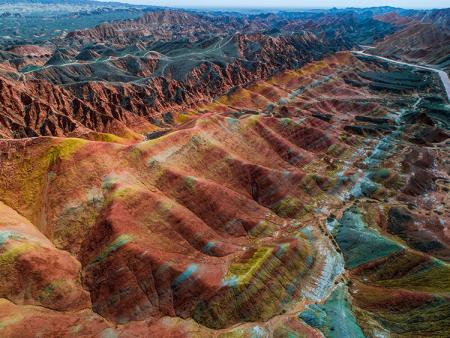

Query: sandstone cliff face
[0,75,151,139]
[0,32,344,139]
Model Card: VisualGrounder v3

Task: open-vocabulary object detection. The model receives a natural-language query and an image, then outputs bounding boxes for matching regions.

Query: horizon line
[96,1,449,10]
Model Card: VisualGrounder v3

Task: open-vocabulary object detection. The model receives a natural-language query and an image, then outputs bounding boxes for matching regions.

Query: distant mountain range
[0,0,125,4]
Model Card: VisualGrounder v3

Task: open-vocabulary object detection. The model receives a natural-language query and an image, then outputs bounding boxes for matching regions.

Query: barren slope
[0,52,449,337]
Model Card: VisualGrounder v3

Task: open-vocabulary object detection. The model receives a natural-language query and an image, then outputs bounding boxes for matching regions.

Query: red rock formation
[0,24,448,335]
[0,31,338,140]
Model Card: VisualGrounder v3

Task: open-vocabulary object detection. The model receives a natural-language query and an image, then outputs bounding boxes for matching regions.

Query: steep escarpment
[0,32,344,139]
[0,75,151,139]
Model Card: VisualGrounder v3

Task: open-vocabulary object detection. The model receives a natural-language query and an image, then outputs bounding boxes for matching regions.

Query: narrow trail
[20,35,236,76]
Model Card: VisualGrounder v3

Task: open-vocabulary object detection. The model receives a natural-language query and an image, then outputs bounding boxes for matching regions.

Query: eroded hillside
[0,50,449,337]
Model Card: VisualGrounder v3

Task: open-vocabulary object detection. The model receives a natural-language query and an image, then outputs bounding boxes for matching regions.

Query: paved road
[353,51,450,101]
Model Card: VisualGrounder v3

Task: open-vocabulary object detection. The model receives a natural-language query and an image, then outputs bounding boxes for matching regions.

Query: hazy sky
[111,0,449,9]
